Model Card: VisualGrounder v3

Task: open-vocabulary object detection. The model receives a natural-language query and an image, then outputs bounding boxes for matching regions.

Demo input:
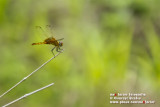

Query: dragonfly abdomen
[32,42,46,45]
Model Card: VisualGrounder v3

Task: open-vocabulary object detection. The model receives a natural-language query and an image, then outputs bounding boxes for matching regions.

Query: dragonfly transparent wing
[35,26,51,39]
[35,25,59,42]
[57,38,64,41]
[46,25,64,41]
[46,25,54,37]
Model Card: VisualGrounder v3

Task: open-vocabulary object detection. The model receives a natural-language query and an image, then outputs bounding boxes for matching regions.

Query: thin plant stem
[2,83,54,107]
[0,50,64,98]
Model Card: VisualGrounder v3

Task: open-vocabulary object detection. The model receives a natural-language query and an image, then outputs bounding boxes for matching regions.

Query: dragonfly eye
[59,42,63,46]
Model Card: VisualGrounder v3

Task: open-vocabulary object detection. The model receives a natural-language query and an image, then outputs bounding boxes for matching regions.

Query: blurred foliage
[0,0,160,107]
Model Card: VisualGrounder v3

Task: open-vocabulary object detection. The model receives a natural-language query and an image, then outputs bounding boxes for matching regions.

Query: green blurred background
[0,0,160,107]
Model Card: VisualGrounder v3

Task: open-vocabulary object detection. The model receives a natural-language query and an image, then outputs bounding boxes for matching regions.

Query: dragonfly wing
[35,26,50,38]
[57,38,64,41]
[46,25,54,37]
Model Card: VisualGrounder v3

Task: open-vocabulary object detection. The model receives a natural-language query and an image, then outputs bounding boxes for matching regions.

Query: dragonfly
[32,26,64,55]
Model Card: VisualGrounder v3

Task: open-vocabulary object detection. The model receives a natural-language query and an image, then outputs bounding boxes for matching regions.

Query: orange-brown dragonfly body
[32,36,63,55]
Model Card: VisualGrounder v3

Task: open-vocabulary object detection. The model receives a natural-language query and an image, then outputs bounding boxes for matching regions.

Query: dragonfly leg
[56,47,63,52]
[51,47,56,56]
[58,47,63,51]
[56,47,60,52]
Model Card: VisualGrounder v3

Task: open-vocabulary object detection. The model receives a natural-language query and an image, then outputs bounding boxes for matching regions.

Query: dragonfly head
[59,42,63,47]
